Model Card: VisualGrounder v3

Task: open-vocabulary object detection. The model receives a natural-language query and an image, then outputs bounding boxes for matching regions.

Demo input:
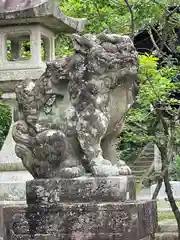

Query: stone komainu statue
[12,33,139,178]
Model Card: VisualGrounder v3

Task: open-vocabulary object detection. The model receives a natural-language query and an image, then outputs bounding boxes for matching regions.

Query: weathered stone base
[3,176,157,240]
[26,175,136,205]
[3,200,157,240]
[0,201,25,239]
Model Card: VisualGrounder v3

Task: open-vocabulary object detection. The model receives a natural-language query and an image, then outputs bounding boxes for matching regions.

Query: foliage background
[0,104,11,149]
[59,0,180,162]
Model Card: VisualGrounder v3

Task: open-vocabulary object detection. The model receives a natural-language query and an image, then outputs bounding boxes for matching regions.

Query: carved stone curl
[12,33,139,178]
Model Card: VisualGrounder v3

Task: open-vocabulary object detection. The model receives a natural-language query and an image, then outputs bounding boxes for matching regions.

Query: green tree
[58,0,180,56]
[0,104,11,149]
[60,0,170,34]
[129,54,180,237]
[59,0,180,159]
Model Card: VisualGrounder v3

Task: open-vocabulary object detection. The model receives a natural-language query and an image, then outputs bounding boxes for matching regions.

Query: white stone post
[30,27,41,67]
[11,39,20,61]
[0,31,6,65]
[51,35,55,61]
[0,32,3,65]
[154,144,162,172]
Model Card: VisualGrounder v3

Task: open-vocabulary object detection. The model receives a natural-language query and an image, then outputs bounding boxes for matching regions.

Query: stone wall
[0,202,26,239]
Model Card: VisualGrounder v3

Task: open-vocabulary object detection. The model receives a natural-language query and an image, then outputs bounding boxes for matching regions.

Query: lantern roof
[0,0,86,33]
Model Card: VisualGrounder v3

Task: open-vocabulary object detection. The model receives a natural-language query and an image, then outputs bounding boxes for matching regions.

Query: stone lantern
[0,0,86,202]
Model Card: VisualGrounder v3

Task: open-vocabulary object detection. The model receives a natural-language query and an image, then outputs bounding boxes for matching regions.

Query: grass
[157,200,180,209]
[157,200,180,221]
[158,211,175,221]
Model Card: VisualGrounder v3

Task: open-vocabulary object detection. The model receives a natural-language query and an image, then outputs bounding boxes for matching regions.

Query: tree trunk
[152,178,163,199]
[164,169,180,240]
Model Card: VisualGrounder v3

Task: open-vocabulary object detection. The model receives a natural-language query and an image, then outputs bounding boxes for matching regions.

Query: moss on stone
[0,162,25,172]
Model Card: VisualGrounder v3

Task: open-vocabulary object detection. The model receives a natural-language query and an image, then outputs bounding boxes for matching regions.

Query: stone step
[144,148,154,152]
[144,144,154,150]
[145,148,154,151]
[132,161,153,166]
[157,219,177,233]
[155,232,178,240]
[138,156,154,161]
[132,170,146,176]
[142,148,154,152]
[139,156,154,161]
[130,165,150,171]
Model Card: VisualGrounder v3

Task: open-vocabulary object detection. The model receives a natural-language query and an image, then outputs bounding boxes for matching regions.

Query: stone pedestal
[3,176,157,240]
[0,94,33,201]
